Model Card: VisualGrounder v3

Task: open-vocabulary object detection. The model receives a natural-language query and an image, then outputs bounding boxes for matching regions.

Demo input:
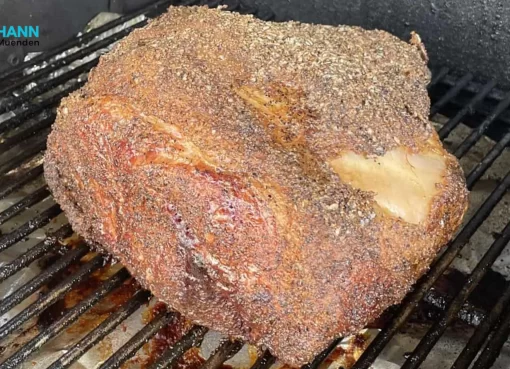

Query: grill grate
[1,1,510,369]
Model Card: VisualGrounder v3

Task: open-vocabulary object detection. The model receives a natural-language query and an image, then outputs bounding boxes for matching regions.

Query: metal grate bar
[99,311,177,369]
[0,0,174,82]
[470,304,510,369]
[428,67,450,88]
[0,6,161,81]
[400,220,510,369]
[0,268,130,369]
[437,80,497,140]
[0,203,61,250]
[47,289,151,369]
[0,139,46,176]
[249,350,276,369]
[1,138,43,169]
[452,281,510,369]
[0,24,144,98]
[0,116,54,154]
[147,325,208,369]
[0,164,43,201]
[0,85,77,135]
[0,185,50,225]
[0,254,104,340]
[0,59,96,114]
[0,204,62,253]
[200,340,244,369]
[453,91,510,158]
[466,131,510,189]
[430,73,473,117]
[0,223,73,282]
[303,337,342,369]
[351,169,510,369]
[439,74,507,103]
[433,88,510,144]
[0,243,89,316]
[423,288,484,327]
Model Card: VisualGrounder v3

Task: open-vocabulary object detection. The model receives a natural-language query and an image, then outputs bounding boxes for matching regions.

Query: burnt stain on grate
[0,1,510,369]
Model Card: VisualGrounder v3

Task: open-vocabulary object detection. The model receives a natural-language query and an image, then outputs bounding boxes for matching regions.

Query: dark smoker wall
[0,0,509,85]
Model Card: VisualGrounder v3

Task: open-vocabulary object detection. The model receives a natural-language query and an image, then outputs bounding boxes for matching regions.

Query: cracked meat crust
[44,6,468,366]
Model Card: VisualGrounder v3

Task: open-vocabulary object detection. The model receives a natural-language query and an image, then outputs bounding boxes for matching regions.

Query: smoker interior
[1,1,510,368]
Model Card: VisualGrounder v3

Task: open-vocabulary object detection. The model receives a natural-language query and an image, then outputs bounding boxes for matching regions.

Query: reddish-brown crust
[44,7,468,366]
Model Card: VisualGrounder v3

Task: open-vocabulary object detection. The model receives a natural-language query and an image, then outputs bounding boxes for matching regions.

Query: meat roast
[44,6,469,366]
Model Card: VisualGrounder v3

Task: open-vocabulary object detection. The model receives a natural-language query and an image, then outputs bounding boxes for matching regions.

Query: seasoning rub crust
[45,6,468,366]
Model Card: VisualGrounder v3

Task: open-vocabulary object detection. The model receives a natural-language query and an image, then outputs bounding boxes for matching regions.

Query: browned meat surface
[44,6,468,366]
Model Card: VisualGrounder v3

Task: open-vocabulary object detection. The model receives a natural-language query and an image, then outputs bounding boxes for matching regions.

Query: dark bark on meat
[44,6,468,366]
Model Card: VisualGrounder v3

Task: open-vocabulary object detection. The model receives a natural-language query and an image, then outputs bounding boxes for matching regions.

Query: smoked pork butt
[44,6,468,366]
